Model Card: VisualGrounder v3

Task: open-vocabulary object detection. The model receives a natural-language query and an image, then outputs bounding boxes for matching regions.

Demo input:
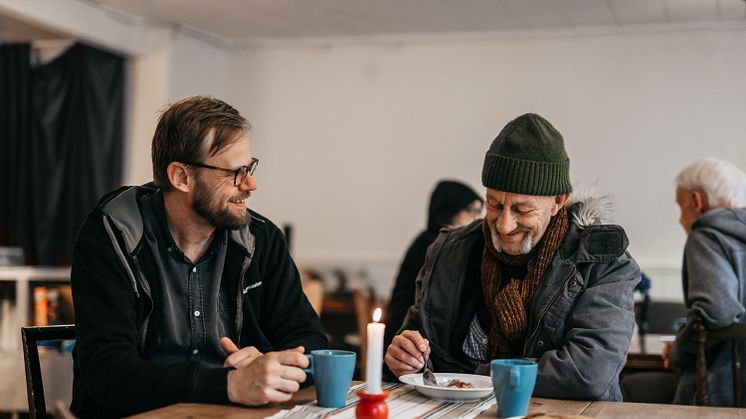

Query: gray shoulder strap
[101,187,143,254]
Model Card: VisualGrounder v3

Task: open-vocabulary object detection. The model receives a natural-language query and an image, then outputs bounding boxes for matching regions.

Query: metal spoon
[422,357,439,387]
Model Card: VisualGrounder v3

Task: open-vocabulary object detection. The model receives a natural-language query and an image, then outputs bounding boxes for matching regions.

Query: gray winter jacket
[400,199,641,401]
[670,207,746,406]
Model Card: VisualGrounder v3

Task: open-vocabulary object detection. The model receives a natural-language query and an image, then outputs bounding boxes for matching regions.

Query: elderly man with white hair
[623,157,746,406]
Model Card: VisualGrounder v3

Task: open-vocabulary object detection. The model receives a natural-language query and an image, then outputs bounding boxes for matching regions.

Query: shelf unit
[0,266,72,415]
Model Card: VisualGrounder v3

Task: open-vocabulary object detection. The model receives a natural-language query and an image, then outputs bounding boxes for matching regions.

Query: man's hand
[227,346,308,406]
[220,337,263,368]
[384,330,430,377]
[661,341,674,369]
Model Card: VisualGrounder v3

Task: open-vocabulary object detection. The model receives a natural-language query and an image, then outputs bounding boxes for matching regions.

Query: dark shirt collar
[152,190,227,264]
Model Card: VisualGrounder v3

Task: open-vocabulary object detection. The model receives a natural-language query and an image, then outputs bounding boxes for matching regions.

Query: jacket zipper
[132,255,152,354]
[234,256,252,345]
[522,265,577,357]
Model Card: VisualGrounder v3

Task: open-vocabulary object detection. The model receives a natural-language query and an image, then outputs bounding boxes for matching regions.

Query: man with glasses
[70,96,327,417]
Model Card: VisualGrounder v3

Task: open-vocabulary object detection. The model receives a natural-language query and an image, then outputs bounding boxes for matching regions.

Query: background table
[583,401,746,418]
[625,333,670,371]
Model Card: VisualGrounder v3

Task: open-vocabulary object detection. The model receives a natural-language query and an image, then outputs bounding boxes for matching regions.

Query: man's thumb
[220,337,240,354]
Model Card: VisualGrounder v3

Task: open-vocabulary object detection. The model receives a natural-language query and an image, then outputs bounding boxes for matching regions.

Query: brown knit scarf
[481,206,569,360]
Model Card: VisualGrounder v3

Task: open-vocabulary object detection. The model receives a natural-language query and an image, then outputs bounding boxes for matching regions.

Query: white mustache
[490,226,534,254]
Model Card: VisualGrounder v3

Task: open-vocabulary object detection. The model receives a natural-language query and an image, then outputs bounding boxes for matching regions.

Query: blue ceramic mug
[304,349,356,408]
[490,359,538,418]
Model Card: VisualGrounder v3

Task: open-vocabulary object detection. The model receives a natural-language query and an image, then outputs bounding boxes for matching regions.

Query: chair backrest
[300,268,325,316]
[353,287,377,379]
[53,399,76,419]
[21,324,76,419]
[646,301,688,334]
[693,316,746,406]
[634,292,651,335]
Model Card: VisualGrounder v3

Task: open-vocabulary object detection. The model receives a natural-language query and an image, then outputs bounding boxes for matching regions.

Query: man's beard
[192,177,250,230]
[490,225,534,254]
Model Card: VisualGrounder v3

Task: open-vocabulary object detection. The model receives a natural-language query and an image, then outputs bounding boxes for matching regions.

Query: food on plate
[444,378,473,388]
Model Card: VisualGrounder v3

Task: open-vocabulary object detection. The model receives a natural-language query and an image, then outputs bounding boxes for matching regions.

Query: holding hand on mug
[384,330,430,377]
[223,338,308,406]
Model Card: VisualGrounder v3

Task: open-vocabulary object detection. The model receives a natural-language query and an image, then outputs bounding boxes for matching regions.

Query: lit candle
[365,307,385,394]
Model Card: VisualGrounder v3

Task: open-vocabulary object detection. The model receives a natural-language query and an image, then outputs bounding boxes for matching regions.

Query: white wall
[125,42,173,186]
[168,32,227,101]
[124,31,228,185]
[224,26,746,299]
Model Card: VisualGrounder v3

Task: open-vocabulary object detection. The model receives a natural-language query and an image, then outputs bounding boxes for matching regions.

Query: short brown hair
[151,96,250,191]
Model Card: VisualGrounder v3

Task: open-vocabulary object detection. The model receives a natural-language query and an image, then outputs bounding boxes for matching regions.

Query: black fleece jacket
[70,184,327,418]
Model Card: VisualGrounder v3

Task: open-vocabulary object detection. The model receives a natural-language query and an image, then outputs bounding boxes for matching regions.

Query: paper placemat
[268,382,495,419]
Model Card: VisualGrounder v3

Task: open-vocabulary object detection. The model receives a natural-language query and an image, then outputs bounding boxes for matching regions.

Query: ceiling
[90,0,746,41]
[0,14,67,42]
[2,0,745,45]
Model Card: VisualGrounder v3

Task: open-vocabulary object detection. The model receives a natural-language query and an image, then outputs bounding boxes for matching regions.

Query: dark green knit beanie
[481,113,572,196]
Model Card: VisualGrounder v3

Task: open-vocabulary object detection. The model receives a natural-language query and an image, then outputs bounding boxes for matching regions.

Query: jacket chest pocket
[538,269,585,345]
[238,290,272,351]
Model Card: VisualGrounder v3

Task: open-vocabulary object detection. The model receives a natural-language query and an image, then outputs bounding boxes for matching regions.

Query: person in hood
[623,157,746,406]
[384,113,641,401]
[384,180,483,350]
[70,96,326,417]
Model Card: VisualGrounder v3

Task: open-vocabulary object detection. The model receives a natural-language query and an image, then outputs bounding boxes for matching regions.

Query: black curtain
[0,42,125,265]
[0,44,34,261]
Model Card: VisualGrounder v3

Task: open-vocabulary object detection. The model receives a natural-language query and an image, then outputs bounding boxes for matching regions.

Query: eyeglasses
[183,157,259,186]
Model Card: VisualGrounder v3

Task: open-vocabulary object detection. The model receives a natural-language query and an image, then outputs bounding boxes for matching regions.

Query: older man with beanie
[385,113,641,400]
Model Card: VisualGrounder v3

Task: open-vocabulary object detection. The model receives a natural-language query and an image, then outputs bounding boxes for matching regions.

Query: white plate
[399,373,494,401]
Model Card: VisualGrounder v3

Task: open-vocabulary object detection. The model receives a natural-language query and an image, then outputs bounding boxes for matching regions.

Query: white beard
[490,227,534,255]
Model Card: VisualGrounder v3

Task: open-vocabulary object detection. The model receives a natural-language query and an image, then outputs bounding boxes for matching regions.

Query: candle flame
[373,307,382,322]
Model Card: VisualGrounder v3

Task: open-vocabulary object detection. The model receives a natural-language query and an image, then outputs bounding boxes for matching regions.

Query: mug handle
[509,367,520,388]
[303,354,314,374]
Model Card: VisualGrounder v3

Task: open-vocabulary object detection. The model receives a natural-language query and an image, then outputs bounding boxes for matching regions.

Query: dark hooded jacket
[384,181,482,349]
[670,207,746,406]
[70,184,327,417]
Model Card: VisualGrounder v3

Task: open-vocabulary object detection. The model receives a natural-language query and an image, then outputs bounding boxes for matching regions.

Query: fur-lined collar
[568,193,615,228]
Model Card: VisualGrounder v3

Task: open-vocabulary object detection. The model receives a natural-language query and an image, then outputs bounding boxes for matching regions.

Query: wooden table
[130,385,746,418]
[625,333,670,371]
[129,389,592,418]
[129,386,318,418]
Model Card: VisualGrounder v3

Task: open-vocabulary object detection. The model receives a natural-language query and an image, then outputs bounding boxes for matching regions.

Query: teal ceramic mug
[490,359,538,418]
[304,349,356,408]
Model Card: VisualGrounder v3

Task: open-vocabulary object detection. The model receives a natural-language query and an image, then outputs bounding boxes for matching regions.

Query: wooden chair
[53,400,76,419]
[693,315,746,406]
[300,276,325,316]
[634,291,650,336]
[21,324,76,419]
[352,287,373,379]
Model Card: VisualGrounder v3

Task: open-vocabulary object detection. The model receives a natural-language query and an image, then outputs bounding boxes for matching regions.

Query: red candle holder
[355,390,389,419]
